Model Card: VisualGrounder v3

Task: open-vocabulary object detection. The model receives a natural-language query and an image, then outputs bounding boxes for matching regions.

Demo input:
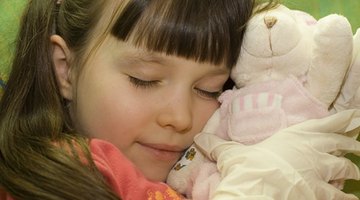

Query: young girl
[0,0,264,199]
[1,0,360,199]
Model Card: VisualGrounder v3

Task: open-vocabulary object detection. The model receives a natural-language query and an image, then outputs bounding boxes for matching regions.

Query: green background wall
[283,0,360,32]
[0,0,359,197]
[0,0,26,85]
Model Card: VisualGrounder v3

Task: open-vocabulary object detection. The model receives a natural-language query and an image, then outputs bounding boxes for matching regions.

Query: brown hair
[0,0,277,199]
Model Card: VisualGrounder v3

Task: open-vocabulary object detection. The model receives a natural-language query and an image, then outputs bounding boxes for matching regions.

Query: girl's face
[65,36,229,182]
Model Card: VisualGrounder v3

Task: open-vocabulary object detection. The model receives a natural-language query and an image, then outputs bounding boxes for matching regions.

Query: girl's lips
[138,142,184,161]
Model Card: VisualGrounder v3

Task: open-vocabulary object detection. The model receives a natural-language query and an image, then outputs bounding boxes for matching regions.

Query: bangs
[111,0,253,68]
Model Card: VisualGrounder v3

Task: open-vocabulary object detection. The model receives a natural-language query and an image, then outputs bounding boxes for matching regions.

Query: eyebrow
[118,46,230,74]
[120,49,165,64]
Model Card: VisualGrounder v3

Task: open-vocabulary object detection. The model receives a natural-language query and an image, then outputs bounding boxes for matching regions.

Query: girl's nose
[157,94,193,134]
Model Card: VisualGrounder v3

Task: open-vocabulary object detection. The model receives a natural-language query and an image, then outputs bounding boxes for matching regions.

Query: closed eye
[128,76,159,89]
[195,88,221,99]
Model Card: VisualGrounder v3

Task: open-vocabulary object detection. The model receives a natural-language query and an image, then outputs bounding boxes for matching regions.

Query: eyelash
[195,89,221,99]
[128,76,159,88]
[128,76,221,99]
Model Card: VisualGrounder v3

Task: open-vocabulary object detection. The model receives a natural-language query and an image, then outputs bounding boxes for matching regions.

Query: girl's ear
[51,35,73,100]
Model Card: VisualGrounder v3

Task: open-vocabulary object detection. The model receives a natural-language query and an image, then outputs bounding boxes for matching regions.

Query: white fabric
[195,109,360,200]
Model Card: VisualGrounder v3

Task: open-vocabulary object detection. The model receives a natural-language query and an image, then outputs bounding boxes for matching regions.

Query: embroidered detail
[185,148,196,160]
[147,187,183,200]
[172,147,197,171]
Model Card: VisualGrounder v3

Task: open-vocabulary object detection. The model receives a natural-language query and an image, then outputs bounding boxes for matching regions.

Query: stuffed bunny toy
[166,4,354,199]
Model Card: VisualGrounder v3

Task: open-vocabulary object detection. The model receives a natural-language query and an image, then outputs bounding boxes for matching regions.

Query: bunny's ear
[332,28,360,111]
[305,14,353,108]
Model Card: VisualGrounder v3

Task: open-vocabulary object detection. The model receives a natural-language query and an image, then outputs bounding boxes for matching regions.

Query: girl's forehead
[96,0,245,69]
[102,36,228,72]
